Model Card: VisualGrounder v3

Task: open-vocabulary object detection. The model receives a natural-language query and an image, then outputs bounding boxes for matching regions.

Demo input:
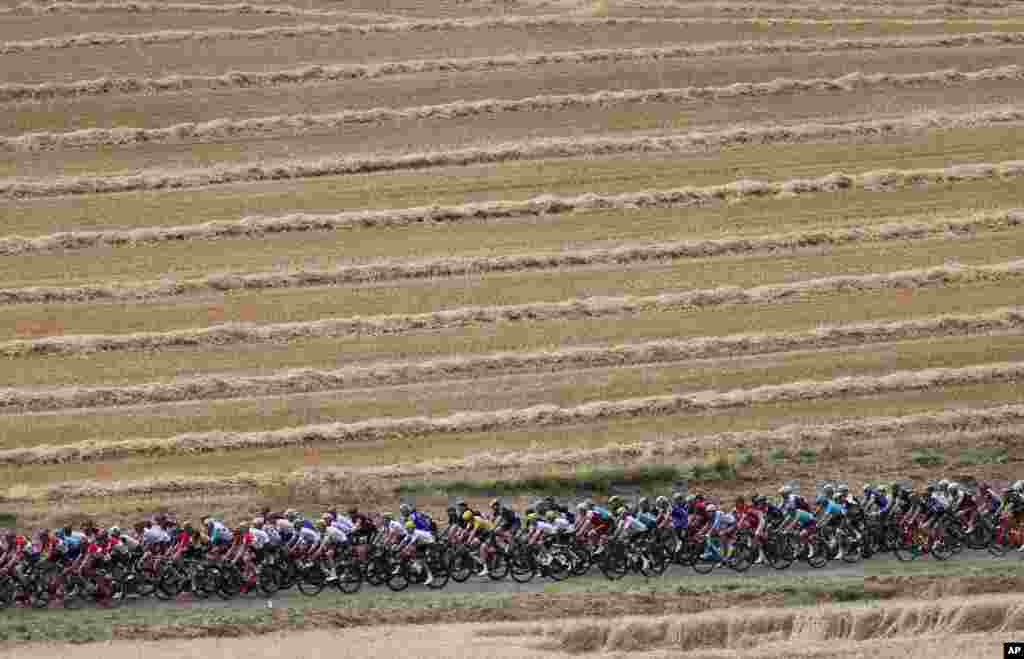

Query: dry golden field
[2,0,1024,653]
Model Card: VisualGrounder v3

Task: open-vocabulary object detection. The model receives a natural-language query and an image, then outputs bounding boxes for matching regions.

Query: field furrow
[4,32,1023,100]
[14,18,1009,84]
[4,66,1020,155]
[2,260,1023,358]
[3,360,1023,467]
[8,400,1024,501]
[1,211,1021,306]
[4,125,1024,199]
[8,45,1023,136]
[9,15,1021,55]
[1,307,1019,414]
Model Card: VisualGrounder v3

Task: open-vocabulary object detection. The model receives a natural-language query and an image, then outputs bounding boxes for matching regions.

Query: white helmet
[778,485,793,496]
[948,482,960,493]
[837,484,849,494]
[938,479,950,490]
[706,504,718,513]
[655,496,669,509]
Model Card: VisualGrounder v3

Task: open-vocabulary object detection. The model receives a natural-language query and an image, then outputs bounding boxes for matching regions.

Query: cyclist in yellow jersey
[463,511,496,577]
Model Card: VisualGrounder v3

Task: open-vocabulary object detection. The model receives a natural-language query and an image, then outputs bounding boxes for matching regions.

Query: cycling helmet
[455,499,467,507]
[405,520,415,530]
[383,512,395,521]
[109,526,121,537]
[607,496,622,508]
[837,484,849,495]
[686,494,696,503]
[576,502,588,512]
[399,504,411,516]
[778,485,792,496]
[462,510,474,522]
[1012,480,1024,492]
[655,496,669,509]
[938,479,950,489]
[638,497,650,508]
[615,507,628,517]
[526,513,538,523]
[545,510,558,521]
[948,482,960,493]
[706,504,718,513]
[315,520,326,530]
[815,495,828,506]
[672,492,684,504]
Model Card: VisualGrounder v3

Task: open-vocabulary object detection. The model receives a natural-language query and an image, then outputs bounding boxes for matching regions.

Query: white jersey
[142,526,171,546]
[552,517,572,532]
[410,529,435,544]
[298,527,321,545]
[333,515,355,534]
[535,521,557,535]
[324,526,347,545]
[263,526,281,546]
[249,528,270,549]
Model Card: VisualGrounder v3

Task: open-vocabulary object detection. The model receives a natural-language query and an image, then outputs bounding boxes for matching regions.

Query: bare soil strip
[2,260,1022,358]
[4,122,1024,199]
[2,361,1019,471]
[2,154,1021,239]
[5,15,1012,55]
[605,0,1024,18]
[3,65,1019,152]
[0,1,407,21]
[1,211,1020,304]
[0,307,1018,414]
[3,32,1021,103]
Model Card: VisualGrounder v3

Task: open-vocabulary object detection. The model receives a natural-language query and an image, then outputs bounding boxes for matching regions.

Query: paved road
[136,549,1015,611]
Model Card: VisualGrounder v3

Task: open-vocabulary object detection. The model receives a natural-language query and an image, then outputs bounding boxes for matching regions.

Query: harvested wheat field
[2,0,1024,654]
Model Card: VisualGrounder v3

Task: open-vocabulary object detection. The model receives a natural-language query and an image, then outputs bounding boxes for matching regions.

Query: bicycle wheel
[840,535,862,564]
[487,552,509,581]
[425,551,449,590]
[767,536,795,571]
[448,550,475,583]
[931,532,954,561]
[156,564,187,600]
[258,568,280,596]
[806,541,829,569]
[336,563,363,594]
[296,564,326,597]
[599,543,629,580]
[510,551,536,584]
[386,563,410,592]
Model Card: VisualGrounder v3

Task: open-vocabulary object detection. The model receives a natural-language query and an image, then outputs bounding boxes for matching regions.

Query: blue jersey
[820,500,843,516]
[592,506,613,522]
[411,511,433,533]
[670,505,688,529]
[637,512,658,528]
